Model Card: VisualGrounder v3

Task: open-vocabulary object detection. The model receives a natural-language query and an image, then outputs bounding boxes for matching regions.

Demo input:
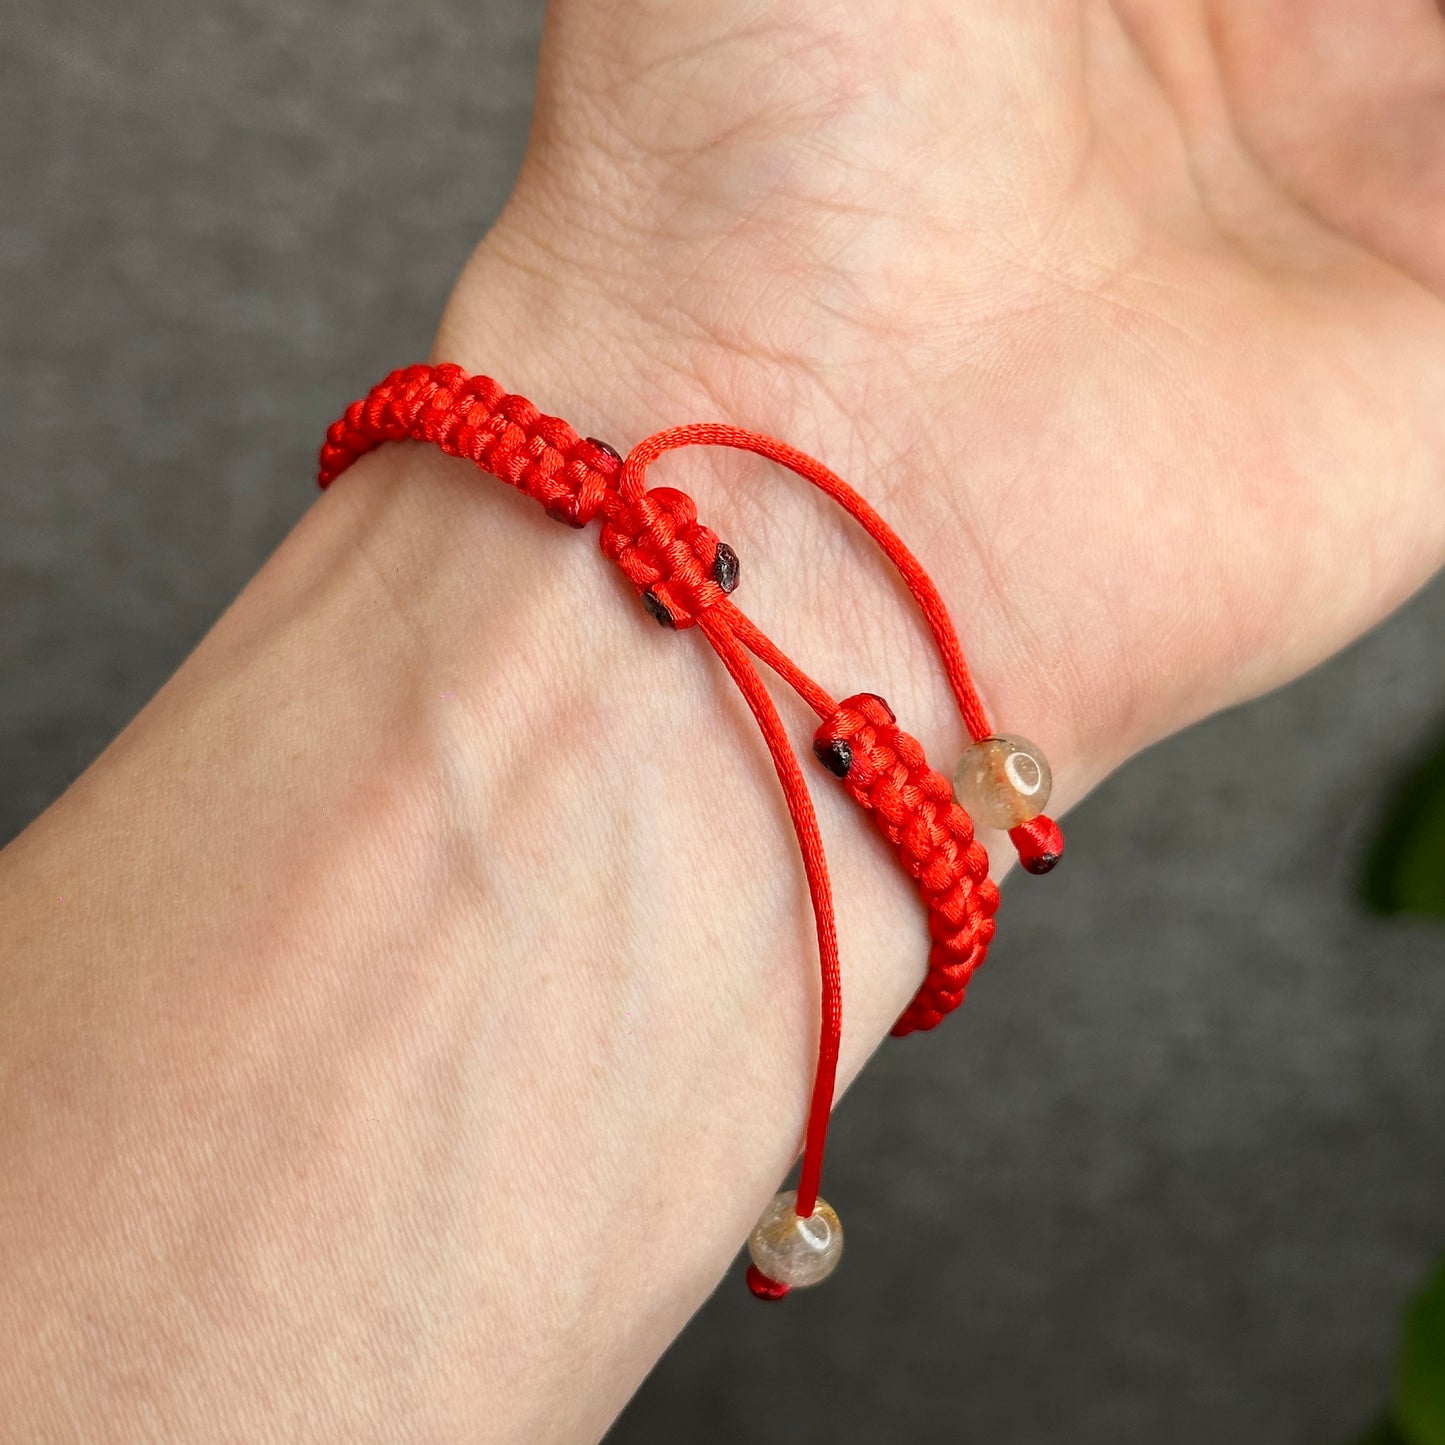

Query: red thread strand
[724,603,836,720]
[699,610,840,1219]
[619,425,992,740]
[318,365,1062,1281]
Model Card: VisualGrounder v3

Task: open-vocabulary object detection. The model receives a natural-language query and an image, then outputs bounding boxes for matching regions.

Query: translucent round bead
[747,1190,844,1289]
[953,734,1052,829]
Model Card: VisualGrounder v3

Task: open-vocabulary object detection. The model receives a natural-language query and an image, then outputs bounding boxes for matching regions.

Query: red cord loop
[317,365,1064,1263]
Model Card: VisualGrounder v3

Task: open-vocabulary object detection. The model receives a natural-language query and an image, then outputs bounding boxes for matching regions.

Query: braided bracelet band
[319,363,1064,1300]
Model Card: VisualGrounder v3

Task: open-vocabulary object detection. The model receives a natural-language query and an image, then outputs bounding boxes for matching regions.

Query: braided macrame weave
[318,362,1063,1270]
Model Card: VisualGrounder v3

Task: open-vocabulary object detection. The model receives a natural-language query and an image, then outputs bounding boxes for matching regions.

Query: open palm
[437,0,1445,798]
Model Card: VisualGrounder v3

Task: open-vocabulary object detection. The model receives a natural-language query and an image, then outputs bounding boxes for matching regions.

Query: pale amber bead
[747,1190,843,1288]
[953,734,1052,829]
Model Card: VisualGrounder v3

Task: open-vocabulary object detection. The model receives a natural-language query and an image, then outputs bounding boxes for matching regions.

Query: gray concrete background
[3,4,1443,1441]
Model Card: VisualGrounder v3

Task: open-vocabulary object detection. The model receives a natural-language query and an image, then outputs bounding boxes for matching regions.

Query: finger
[1206,0,1445,294]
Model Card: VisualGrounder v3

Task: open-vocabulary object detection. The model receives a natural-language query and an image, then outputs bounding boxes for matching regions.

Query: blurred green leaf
[1351,1413,1410,1445]
[1362,732,1445,918]
[1397,1258,1445,1445]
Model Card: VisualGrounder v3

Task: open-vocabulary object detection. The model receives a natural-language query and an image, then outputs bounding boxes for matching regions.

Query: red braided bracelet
[319,363,1064,1300]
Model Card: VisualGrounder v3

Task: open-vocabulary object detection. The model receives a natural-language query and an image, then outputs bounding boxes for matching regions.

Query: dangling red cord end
[1010,815,1064,875]
[746,1264,791,1301]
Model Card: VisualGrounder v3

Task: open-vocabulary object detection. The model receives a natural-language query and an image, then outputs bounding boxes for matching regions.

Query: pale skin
[2,1,1443,1439]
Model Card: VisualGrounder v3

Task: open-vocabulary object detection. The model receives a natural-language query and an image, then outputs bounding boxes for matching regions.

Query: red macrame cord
[318,363,1063,1296]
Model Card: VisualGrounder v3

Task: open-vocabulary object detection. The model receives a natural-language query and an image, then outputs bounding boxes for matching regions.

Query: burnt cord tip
[1009,815,1064,875]
[584,436,624,467]
[745,1264,791,1301]
[812,737,853,779]
[712,541,740,593]
[640,589,675,628]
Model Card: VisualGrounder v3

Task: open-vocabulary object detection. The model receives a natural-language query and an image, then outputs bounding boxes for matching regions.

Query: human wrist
[0,303,1096,1444]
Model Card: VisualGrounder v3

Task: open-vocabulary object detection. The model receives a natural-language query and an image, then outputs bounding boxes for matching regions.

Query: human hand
[440,0,1445,792]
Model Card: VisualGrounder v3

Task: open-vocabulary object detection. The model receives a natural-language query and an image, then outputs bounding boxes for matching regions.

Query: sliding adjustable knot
[598,484,739,629]
[813,694,1000,1037]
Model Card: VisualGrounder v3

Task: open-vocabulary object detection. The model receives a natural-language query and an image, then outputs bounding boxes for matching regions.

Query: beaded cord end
[953,733,1063,875]
[746,1190,844,1302]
